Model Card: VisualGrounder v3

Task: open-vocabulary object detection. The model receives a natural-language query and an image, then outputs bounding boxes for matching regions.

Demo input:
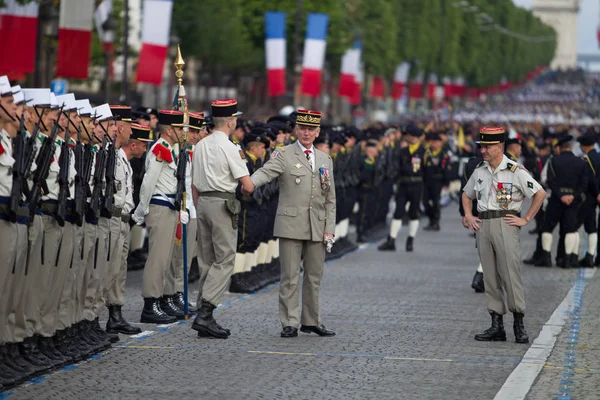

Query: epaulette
[507,162,518,173]
[152,142,173,163]
[475,161,485,169]
[0,143,4,155]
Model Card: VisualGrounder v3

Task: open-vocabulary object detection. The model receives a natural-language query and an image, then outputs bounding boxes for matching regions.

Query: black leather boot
[406,236,414,252]
[513,312,529,343]
[534,250,552,267]
[474,312,506,341]
[140,297,176,324]
[54,329,81,362]
[160,296,185,320]
[5,343,35,376]
[68,325,93,358]
[19,337,53,373]
[107,305,143,334]
[569,254,579,269]
[173,292,197,314]
[523,249,541,265]
[0,344,31,382]
[0,361,17,388]
[37,336,67,367]
[471,271,485,293]
[191,300,228,339]
[377,236,396,251]
[580,253,595,268]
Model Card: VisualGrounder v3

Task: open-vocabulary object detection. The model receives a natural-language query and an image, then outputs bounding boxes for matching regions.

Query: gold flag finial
[174,44,185,86]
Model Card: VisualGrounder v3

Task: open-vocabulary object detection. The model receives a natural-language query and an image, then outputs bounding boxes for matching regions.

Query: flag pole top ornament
[174,44,185,87]
[173,43,189,135]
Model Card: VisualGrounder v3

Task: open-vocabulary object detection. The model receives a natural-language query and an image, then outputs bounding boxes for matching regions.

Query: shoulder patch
[152,143,172,163]
[527,181,534,189]
[510,163,518,172]
[271,150,279,159]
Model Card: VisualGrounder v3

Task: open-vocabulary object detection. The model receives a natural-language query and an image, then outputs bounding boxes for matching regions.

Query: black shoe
[19,337,53,374]
[280,326,298,338]
[513,312,529,343]
[107,333,120,343]
[160,295,185,320]
[474,312,507,341]
[595,256,600,267]
[107,305,143,334]
[197,320,231,338]
[54,330,82,362]
[140,297,177,324]
[423,221,440,231]
[534,251,552,268]
[5,343,35,376]
[569,254,579,269]
[191,300,228,339]
[80,321,109,352]
[523,250,541,265]
[356,234,367,244]
[91,318,113,347]
[300,324,336,337]
[0,361,17,387]
[69,325,95,358]
[471,271,485,293]
[580,253,595,268]
[37,336,67,367]
[406,236,414,252]
[377,236,396,251]
[173,292,197,314]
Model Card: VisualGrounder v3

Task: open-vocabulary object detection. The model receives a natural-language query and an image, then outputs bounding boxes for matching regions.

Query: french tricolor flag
[391,62,410,100]
[56,0,95,79]
[408,72,424,99]
[370,76,385,99]
[135,0,174,85]
[338,41,361,98]
[265,12,286,97]
[300,13,328,97]
[0,0,38,74]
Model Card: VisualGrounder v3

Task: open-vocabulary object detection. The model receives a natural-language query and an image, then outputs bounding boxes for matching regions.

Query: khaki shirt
[41,136,76,202]
[192,130,248,193]
[464,155,542,213]
[0,129,14,197]
[114,148,134,213]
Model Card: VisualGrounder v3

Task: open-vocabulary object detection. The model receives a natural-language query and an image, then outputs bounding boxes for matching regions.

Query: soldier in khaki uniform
[190,100,253,339]
[462,127,546,344]
[247,109,337,338]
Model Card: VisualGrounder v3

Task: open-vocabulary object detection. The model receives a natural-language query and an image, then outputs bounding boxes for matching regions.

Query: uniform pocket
[277,206,297,217]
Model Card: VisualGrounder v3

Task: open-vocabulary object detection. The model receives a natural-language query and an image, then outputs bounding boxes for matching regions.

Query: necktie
[304,149,312,170]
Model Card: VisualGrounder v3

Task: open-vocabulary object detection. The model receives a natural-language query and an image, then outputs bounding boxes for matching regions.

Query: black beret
[243,129,270,148]
[314,133,330,146]
[425,132,441,141]
[556,134,573,147]
[577,133,597,146]
[404,124,423,137]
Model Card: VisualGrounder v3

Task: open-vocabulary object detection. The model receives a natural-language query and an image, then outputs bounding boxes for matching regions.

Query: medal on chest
[496,182,512,209]
[431,157,439,166]
[411,157,421,173]
[319,167,330,191]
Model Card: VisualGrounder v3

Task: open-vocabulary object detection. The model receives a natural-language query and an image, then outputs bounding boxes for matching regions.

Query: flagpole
[174,44,190,319]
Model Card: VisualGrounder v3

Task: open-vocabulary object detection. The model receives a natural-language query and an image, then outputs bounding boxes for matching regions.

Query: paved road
[4,203,591,400]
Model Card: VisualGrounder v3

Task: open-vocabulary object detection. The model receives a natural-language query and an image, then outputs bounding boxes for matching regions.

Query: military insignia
[477,179,483,184]
[496,182,513,209]
[271,150,279,159]
[295,163,302,169]
[411,157,421,173]
[527,181,533,189]
[319,167,330,191]
[432,157,439,166]
[295,177,301,185]
[117,182,122,191]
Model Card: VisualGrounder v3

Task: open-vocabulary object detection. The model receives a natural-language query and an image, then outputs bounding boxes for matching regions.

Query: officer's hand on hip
[504,214,528,227]
[464,215,481,232]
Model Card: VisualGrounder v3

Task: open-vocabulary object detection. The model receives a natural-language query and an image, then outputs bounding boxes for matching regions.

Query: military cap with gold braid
[477,127,506,144]
[189,112,205,130]
[109,105,137,122]
[158,109,184,126]
[211,99,243,117]
[131,123,152,142]
[296,109,322,127]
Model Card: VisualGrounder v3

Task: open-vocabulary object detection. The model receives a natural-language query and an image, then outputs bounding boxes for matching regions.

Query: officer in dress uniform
[536,134,588,268]
[379,124,426,252]
[247,109,337,338]
[462,127,545,344]
[133,110,187,324]
[423,132,453,231]
[576,132,600,267]
[190,99,253,339]
[0,78,31,387]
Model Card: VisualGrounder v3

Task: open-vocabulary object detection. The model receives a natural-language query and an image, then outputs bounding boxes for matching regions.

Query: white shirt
[0,130,14,197]
[463,155,543,213]
[297,141,315,171]
[192,130,248,193]
[114,148,130,210]
[136,140,178,215]
[41,135,76,201]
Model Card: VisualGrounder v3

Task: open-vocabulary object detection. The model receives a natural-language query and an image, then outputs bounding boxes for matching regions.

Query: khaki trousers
[89,218,110,320]
[61,223,85,327]
[195,197,237,306]
[279,238,325,328]
[476,218,526,315]
[105,220,129,306]
[19,215,44,339]
[39,215,64,337]
[141,205,178,298]
[101,216,124,309]
[165,220,197,296]
[0,220,28,344]
[55,222,76,332]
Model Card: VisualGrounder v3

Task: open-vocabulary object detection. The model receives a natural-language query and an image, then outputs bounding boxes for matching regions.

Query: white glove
[179,210,190,224]
[132,207,145,225]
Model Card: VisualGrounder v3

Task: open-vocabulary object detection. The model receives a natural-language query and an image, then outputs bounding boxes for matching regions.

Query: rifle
[55,126,71,227]
[174,138,188,212]
[72,127,85,226]
[100,130,117,219]
[8,114,27,222]
[88,134,108,220]
[28,105,64,221]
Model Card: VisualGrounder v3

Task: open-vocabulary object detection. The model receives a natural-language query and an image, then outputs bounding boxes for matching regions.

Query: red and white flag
[427,73,437,99]
[135,0,174,85]
[265,12,286,97]
[391,63,410,100]
[338,41,361,98]
[300,13,329,97]
[408,72,424,99]
[56,0,95,79]
[370,76,385,99]
[0,0,38,74]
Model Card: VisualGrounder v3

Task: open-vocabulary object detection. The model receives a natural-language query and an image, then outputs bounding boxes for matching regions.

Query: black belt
[41,200,58,216]
[398,177,423,183]
[121,213,130,223]
[479,210,519,219]
[199,191,235,200]
[112,206,123,218]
